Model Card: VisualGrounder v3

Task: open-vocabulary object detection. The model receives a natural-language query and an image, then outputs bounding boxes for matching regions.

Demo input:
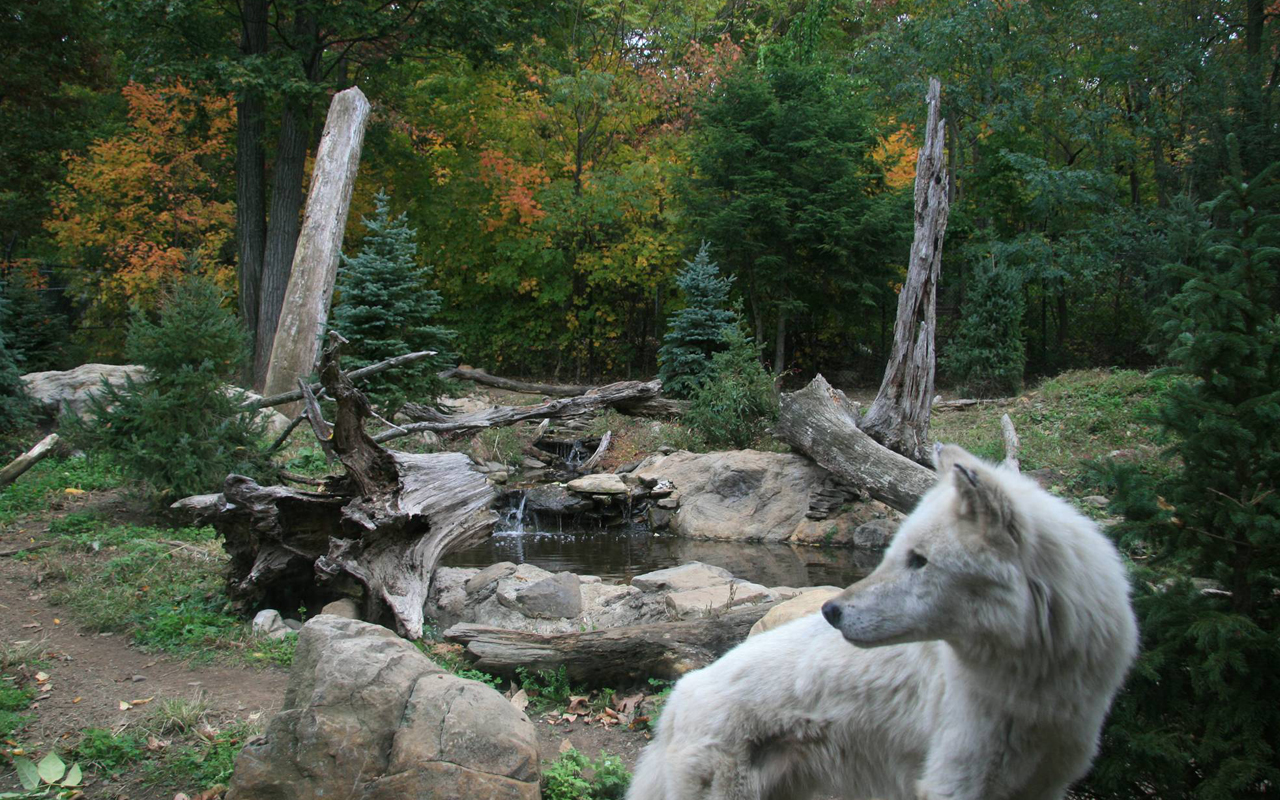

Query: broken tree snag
[243,349,437,411]
[0,433,59,489]
[1001,413,1021,472]
[444,603,778,684]
[861,77,950,464]
[385,380,663,441]
[260,87,372,415]
[777,374,935,514]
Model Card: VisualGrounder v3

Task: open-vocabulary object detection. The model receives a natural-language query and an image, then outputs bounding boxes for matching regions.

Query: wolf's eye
[906,550,928,570]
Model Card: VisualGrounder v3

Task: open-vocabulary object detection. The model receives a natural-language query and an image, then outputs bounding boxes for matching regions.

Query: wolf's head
[822,444,1035,650]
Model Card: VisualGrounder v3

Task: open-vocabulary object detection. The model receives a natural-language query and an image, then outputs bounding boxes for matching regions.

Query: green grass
[542,748,630,800]
[0,453,124,525]
[70,728,145,775]
[516,665,583,712]
[139,719,258,789]
[0,641,45,744]
[931,369,1176,495]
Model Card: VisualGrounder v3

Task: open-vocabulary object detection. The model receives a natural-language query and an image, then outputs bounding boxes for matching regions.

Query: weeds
[0,453,123,526]
[542,748,630,800]
[516,666,581,711]
[70,728,145,775]
[470,426,527,466]
[140,719,260,790]
[151,695,210,735]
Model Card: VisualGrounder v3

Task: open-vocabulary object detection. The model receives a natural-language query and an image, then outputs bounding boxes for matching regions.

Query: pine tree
[0,286,33,433]
[943,256,1026,397]
[80,276,268,499]
[658,243,739,398]
[1083,138,1280,799]
[684,324,778,449]
[332,191,455,415]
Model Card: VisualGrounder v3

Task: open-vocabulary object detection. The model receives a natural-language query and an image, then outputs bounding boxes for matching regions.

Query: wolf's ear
[951,462,1016,540]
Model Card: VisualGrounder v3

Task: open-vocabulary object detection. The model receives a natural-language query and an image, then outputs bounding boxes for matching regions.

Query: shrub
[78,276,268,499]
[943,255,1026,397]
[1081,141,1280,800]
[657,242,740,398]
[542,748,629,800]
[0,284,33,433]
[684,325,778,449]
[332,190,455,416]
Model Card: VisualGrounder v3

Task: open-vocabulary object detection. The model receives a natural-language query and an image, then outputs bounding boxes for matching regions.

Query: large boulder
[496,571,582,619]
[636,450,898,544]
[224,615,538,800]
[21,363,145,419]
[748,587,842,637]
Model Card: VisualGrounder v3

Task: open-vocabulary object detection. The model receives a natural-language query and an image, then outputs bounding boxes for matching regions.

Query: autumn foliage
[47,82,236,331]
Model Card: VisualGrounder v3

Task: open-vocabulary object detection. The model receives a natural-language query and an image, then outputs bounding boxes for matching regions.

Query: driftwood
[244,349,437,411]
[0,541,57,558]
[932,397,1010,411]
[441,366,688,417]
[0,433,60,489]
[861,78,950,464]
[777,374,935,514]
[1001,413,1021,472]
[578,430,611,473]
[260,87,371,413]
[384,380,662,441]
[180,336,497,638]
[444,602,778,684]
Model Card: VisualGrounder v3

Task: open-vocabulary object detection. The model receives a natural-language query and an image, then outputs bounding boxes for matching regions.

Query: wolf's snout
[821,599,843,627]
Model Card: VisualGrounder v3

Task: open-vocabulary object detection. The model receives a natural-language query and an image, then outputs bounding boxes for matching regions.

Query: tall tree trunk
[773,312,786,376]
[860,78,949,464]
[235,0,268,371]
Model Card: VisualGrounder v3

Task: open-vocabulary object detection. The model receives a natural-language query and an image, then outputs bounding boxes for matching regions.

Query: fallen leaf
[563,713,578,723]
[146,736,170,751]
[119,701,132,711]
[34,672,49,683]
[52,618,61,625]
[613,692,643,715]
[509,689,529,712]
[174,794,191,800]
[131,696,154,706]
[65,488,85,496]
[566,695,591,715]
[558,739,574,754]
[72,697,82,704]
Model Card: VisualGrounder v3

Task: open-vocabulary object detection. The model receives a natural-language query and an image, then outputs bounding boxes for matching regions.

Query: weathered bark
[444,602,778,684]
[1001,413,1021,472]
[931,397,1009,410]
[180,337,497,638]
[777,375,935,514]
[388,380,662,441]
[235,0,268,365]
[244,349,437,411]
[579,430,611,473]
[861,78,950,464]
[441,367,593,397]
[260,87,371,412]
[0,434,59,489]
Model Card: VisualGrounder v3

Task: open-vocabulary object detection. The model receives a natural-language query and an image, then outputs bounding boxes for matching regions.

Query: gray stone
[224,616,538,800]
[664,581,772,619]
[566,473,629,495]
[631,561,734,593]
[490,471,509,484]
[466,562,519,597]
[852,518,898,549]
[521,456,547,469]
[21,363,145,419]
[1083,495,1110,509]
[251,609,293,640]
[283,619,303,631]
[487,461,507,474]
[655,496,679,509]
[320,598,360,619]
[498,572,582,619]
[522,485,594,515]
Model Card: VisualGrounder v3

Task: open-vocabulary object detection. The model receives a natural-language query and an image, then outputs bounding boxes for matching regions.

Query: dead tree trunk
[181,336,497,639]
[776,375,935,514]
[441,367,688,417]
[444,602,777,684]
[861,78,950,464]
[260,87,371,415]
[0,434,59,489]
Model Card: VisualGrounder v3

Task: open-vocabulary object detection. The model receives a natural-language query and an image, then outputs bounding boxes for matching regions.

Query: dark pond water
[441,520,883,588]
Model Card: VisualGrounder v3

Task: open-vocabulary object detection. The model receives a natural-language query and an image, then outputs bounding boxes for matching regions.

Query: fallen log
[384,380,662,441]
[931,397,1011,410]
[444,602,778,684]
[0,433,60,489]
[776,374,935,514]
[440,366,688,417]
[180,336,497,638]
[242,349,437,411]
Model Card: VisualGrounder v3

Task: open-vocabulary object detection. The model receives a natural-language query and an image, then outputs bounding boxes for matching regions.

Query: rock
[224,616,538,800]
[852,519,898,548]
[490,471,509,484]
[521,485,594,515]
[655,496,679,510]
[521,456,547,469]
[1083,495,1110,509]
[498,572,582,619]
[647,508,673,529]
[579,575,602,584]
[486,461,507,474]
[466,562,519,598]
[664,581,771,619]
[631,561,734,593]
[283,619,303,631]
[320,598,360,619]
[748,587,842,637]
[614,459,642,474]
[636,450,899,543]
[566,473,629,495]
[21,363,145,419]
[251,609,293,640]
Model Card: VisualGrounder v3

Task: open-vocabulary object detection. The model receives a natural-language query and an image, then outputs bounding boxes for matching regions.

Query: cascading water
[500,492,529,535]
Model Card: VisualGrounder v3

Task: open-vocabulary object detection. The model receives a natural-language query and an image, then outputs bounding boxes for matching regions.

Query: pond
[441,515,884,589]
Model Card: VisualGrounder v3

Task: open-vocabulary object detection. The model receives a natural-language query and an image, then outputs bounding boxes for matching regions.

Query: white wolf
[627,444,1138,800]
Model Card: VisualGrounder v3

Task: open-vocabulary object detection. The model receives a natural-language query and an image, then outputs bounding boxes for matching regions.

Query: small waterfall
[565,440,587,470]
[500,492,528,535]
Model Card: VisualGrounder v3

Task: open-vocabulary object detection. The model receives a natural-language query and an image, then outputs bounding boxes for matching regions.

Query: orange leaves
[46,81,236,322]
[478,148,548,229]
[875,123,921,189]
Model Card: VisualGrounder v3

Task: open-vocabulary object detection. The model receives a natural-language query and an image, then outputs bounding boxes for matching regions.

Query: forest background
[6,0,1276,395]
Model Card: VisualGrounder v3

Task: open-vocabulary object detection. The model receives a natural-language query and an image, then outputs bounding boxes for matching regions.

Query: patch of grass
[542,748,630,800]
[516,665,581,712]
[149,695,210,736]
[70,728,146,775]
[413,637,501,689]
[931,369,1175,495]
[0,453,124,525]
[470,426,528,466]
[0,640,45,744]
[245,634,297,668]
[140,719,259,790]
[282,446,331,478]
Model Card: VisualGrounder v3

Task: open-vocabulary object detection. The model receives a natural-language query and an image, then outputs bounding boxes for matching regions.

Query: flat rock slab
[665,581,772,619]
[748,587,842,637]
[566,473,629,495]
[631,561,734,593]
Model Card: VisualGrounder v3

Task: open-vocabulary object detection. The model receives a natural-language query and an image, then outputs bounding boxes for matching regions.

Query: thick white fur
[627,445,1138,800]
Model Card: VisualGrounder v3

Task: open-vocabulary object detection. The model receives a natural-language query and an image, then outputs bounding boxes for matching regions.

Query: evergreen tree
[943,255,1026,397]
[658,243,739,398]
[0,286,33,433]
[80,276,269,499]
[684,323,779,449]
[1083,139,1280,799]
[332,191,456,416]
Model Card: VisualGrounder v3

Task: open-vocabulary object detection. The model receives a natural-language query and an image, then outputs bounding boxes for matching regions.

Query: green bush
[684,325,778,449]
[0,283,33,433]
[657,242,740,398]
[78,277,269,499]
[542,749,630,800]
[332,190,456,416]
[1082,142,1280,800]
[943,255,1026,397]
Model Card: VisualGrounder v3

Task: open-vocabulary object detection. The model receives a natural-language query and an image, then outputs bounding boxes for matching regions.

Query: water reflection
[441,524,882,588]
